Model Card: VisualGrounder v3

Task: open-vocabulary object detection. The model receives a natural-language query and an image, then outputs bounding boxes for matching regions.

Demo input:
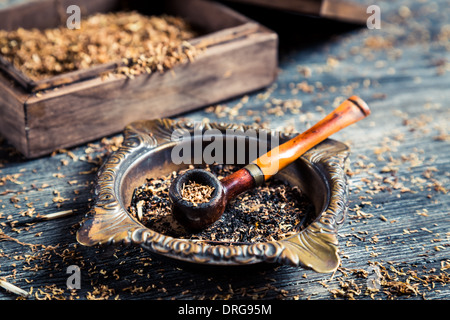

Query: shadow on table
[219,1,364,57]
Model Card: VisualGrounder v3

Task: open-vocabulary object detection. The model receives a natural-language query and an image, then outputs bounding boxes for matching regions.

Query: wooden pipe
[169,96,370,231]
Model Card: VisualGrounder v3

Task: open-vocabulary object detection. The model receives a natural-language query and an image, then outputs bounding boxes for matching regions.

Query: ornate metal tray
[76,119,350,273]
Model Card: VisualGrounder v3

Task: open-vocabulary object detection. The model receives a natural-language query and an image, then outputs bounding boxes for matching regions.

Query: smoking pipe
[169,96,370,231]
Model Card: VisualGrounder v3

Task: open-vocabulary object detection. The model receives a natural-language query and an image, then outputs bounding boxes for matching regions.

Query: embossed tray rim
[76,119,350,273]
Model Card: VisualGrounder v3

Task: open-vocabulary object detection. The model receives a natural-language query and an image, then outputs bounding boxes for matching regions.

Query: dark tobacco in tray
[128,164,315,243]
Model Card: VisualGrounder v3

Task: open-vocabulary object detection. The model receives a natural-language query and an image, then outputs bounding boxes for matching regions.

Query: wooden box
[0,0,278,158]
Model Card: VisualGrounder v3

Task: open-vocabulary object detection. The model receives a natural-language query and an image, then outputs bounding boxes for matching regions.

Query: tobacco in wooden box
[0,0,278,158]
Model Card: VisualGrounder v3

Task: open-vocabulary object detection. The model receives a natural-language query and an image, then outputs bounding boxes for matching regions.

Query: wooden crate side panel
[0,76,28,155]
[24,31,278,157]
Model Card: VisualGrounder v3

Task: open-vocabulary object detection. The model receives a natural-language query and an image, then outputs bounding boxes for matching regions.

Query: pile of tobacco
[180,181,215,205]
[0,11,199,80]
[129,164,315,243]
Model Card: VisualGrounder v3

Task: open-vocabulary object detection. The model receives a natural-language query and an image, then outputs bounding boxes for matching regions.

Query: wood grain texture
[22,28,276,157]
[0,0,449,302]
